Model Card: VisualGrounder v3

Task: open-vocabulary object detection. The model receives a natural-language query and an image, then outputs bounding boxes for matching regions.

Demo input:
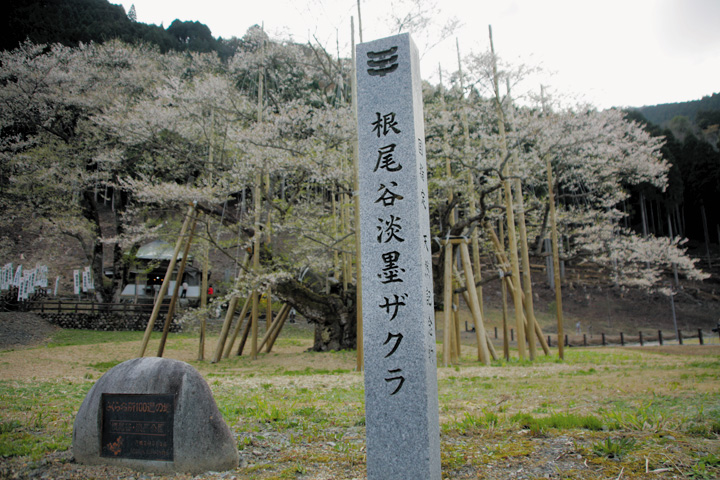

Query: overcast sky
[117,0,719,110]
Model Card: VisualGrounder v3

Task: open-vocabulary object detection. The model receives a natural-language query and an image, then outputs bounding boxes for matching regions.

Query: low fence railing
[25,300,169,315]
[484,326,720,348]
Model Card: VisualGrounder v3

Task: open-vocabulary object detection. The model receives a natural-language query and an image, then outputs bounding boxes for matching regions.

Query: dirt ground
[1,311,720,479]
[1,309,719,383]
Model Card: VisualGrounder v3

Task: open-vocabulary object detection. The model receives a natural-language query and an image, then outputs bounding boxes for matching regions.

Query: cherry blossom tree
[1,34,706,352]
[422,47,706,295]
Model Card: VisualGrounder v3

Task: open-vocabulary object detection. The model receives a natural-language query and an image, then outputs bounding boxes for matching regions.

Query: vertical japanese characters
[356,33,441,479]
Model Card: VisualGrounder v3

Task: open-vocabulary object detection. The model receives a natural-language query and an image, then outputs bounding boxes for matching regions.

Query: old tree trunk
[195,203,358,352]
[274,278,357,352]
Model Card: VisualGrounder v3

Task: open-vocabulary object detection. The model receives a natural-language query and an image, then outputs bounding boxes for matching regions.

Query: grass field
[0,323,719,479]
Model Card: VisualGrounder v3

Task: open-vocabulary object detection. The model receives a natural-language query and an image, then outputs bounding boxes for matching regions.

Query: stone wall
[39,313,182,332]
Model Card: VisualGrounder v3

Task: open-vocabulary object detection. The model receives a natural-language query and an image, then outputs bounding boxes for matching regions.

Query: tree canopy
[0,32,709,348]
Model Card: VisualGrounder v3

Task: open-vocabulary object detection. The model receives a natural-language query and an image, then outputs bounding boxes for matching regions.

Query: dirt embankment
[0,312,60,350]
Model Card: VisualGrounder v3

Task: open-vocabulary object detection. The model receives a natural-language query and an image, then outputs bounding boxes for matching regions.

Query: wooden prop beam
[350,16,363,373]
[485,222,550,355]
[453,266,497,362]
[442,242,454,367]
[211,294,240,363]
[138,204,196,357]
[250,170,262,360]
[236,301,255,356]
[459,244,491,364]
[546,156,565,359]
[451,290,461,364]
[223,293,253,358]
[157,211,198,357]
[259,304,290,352]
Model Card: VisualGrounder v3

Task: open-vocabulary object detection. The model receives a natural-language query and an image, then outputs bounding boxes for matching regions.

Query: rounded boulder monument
[73,357,238,474]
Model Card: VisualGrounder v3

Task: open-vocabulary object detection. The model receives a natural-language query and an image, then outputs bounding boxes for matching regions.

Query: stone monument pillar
[356,32,441,479]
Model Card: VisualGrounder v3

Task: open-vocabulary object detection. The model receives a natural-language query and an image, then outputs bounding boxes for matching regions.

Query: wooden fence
[27,300,168,315]
[487,326,720,348]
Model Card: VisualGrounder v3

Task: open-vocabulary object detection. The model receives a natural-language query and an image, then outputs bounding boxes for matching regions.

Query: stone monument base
[73,357,238,474]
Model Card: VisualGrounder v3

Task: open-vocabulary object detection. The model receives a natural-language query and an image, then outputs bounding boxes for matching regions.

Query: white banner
[27,269,36,294]
[73,270,80,295]
[13,265,22,287]
[18,275,30,301]
[38,265,48,287]
[84,266,94,291]
[0,263,11,290]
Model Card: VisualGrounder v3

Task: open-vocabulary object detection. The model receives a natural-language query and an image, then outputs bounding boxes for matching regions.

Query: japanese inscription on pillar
[356,33,441,480]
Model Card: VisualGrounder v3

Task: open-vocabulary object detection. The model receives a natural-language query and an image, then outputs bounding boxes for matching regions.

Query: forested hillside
[1,0,233,58]
[625,92,720,244]
[635,93,720,127]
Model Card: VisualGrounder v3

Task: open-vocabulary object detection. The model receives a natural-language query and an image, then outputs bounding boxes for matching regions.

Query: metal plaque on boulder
[101,393,174,461]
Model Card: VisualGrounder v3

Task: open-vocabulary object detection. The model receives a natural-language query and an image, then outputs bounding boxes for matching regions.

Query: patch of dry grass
[0,325,718,479]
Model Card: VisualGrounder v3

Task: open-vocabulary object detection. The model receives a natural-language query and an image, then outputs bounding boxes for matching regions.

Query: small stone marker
[356,32,441,479]
[73,357,238,474]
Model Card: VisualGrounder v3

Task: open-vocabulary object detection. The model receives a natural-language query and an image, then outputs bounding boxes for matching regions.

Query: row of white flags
[1,263,94,300]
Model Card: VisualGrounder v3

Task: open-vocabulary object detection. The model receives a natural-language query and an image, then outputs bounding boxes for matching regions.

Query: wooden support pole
[485,328,498,360]
[266,304,291,352]
[449,277,460,364]
[237,301,255,356]
[456,39,486,326]
[443,242,454,367]
[501,274,510,360]
[332,188,340,278]
[514,175,537,360]
[504,81,537,360]
[341,189,350,295]
[251,170,262,360]
[258,294,285,353]
[251,44,265,361]
[546,155,565,360]
[452,292,461,363]
[211,295,240,364]
[265,287,273,329]
[489,25,526,360]
[259,304,290,351]
[456,281,498,362]
[485,221,550,356]
[223,293,252,358]
[351,17,363,372]
[138,204,195,357]
[201,241,210,311]
[199,111,216,360]
[457,243,490,364]
[529,312,551,355]
[157,211,198,357]
[198,239,209,361]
